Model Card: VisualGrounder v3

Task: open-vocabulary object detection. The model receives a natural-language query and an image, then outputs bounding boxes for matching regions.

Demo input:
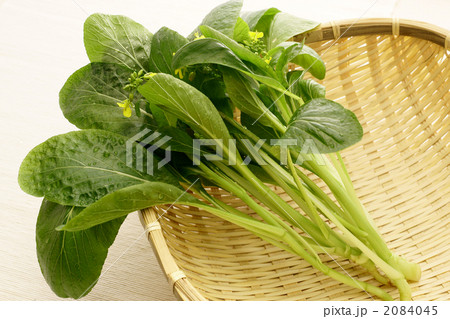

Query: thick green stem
[308,158,421,282]
[213,161,330,247]
[282,235,394,301]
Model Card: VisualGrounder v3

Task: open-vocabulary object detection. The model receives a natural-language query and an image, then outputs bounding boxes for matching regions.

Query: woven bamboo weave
[139,18,450,301]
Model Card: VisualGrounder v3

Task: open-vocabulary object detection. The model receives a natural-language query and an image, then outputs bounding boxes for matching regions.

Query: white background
[0,0,449,301]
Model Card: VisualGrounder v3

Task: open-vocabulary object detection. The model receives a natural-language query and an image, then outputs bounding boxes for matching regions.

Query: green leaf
[221,68,279,128]
[172,35,296,103]
[233,17,251,43]
[138,73,230,141]
[275,42,304,84]
[283,98,363,153]
[149,103,177,127]
[239,70,303,103]
[36,199,125,299]
[267,13,319,50]
[291,45,326,80]
[61,182,286,243]
[291,78,326,102]
[18,130,178,206]
[172,38,250,72]
[156,126,197,154]
[240,8,280,31]
[240,112,278,140]
[61,182,199,231]
[190,0,243,39]
[59,63,153,136]
[83,14,152,71]
[199,25,274,76]
[149,27,188,74]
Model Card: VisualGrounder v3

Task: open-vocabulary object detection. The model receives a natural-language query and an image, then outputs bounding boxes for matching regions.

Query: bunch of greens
[18,0,420,300]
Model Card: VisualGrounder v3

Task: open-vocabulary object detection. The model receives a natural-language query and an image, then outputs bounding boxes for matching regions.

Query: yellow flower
[249,31,264,42]
[174,67,186,79]
[117,99,132,118]
[143,72,157,79]
[264,56,272,64]
[194,32,205,41]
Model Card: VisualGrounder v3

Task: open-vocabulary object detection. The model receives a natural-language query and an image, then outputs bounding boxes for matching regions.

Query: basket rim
[139,18,449,301]
[302,18,449,49]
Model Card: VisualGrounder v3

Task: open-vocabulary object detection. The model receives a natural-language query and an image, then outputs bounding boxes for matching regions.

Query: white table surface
[1,0,449,301]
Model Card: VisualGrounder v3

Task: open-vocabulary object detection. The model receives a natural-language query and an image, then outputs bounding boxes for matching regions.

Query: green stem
[194,181,393,300]
[267,88,292,123]
[308,158,420,282]
[287,150,329,238]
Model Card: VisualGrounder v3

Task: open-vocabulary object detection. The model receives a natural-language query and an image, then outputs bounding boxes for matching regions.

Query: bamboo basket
[139,18,450,301]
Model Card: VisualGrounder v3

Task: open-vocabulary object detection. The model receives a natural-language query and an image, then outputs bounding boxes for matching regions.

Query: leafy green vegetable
[291,44,326,80]
[290,77,326,102]
[36,199,125,299]
[283,98,363,153]
[149,103,177,127]
[61,182,199,231]
[190,0,243,39]
[199,25,274,75]
[149,27,188,74]
[156,126,199,154]
[62,181,287,244]
[221,68,282,129]
[267,13,319,50]
[138,73,230,141]
[19,1,420,301]
[18,130,177,206]
[233,17,251,42]
[240,7,280,32]
[172,38,251,72]
[240,112,278,140]
[60,63,153,136]
[274,42,304,84]
[84,14,152,71]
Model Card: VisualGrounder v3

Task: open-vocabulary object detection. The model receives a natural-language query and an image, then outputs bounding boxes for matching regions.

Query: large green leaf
[267,13,319,50]
[61,182,199,231]
[291,45,326,80]
[149,27,188,74]
[18,130,178,206]
[190,0,243,39]
[172,38,251,72]
[61,182,286,244]
[138,73,230,141]
[59,63,153,136]
[36,199,125,299]
[240,7,280,31]
[84,14,152,71]
[282,98,363,153]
